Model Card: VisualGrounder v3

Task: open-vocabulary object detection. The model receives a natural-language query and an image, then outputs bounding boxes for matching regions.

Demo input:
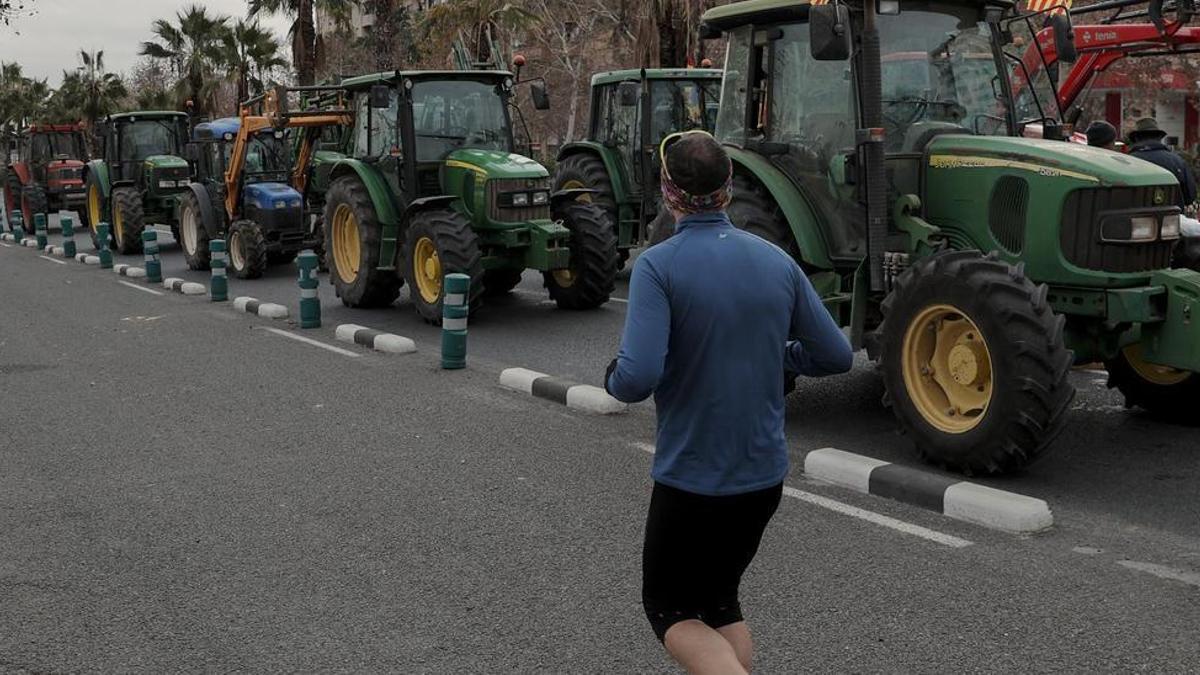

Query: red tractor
[2,123,89,228]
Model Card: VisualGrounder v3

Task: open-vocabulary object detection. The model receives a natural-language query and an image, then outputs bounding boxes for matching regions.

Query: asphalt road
[2,212,1200,672]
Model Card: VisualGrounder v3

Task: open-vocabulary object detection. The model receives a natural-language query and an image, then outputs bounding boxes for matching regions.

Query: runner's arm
[784,266,854,377]
[606,257,670,402]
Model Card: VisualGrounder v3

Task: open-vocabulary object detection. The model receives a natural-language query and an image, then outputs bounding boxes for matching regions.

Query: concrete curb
[803,448,1053,534]
[113,264,146,278]
[499,367,626,415]
[75,253,100,265]
[43,244,64,256]
[162,277,207,296]
[334,323,416,354]
[0,233,14,241]
[21,239,38,248]
[232,296,289,319]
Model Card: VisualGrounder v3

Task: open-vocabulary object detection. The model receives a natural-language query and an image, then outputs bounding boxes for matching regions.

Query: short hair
[1085,120,1117,148]
[664,133,732,196]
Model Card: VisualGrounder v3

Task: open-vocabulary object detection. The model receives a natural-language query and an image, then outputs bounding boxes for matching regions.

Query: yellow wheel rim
[551,268,577,287]
[562,178,591,203]
[1122,343,1191,386]
[331,204,361,285]
[413,236,442,304]
[87,184,101,234]
[901,304,993,434]
[113,201,124,246]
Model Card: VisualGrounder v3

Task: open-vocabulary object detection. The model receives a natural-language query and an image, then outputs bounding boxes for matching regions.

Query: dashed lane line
[117,280,165,296]
[629,442,973,549]
[38,255,68,265]
[0,242,11,247]
[1117,560,1200,588]
[260,327,362,358]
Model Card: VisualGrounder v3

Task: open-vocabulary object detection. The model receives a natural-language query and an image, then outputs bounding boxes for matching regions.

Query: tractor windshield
[118,119,184,162]
[31,132,84,161]
[648,79,721,144]
[245,130,291,179]
[410,79,512,162]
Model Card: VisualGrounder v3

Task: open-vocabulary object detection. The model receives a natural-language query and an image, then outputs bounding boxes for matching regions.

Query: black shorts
[642,481,783,642]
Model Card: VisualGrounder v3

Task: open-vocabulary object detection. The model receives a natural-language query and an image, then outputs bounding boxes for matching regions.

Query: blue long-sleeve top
[606,211,854,496]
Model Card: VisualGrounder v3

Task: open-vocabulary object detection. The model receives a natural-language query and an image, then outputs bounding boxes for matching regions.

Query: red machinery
[3,123,88,227]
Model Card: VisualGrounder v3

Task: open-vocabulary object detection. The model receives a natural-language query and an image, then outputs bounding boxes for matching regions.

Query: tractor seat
[900,122,971,154]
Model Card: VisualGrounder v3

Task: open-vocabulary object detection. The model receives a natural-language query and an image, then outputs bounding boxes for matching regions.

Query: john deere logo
[1153,188,1167,205]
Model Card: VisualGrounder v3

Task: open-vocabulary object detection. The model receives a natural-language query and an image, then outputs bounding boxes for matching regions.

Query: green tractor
[702,0,1200,474]
[83,111,191,253]
[321,70,619,322]
[554,68,723,261]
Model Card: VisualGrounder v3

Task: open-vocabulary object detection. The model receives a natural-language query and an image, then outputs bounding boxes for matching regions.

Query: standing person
[605,130,853,675]
[1085,120,1117,150]
[1127,117,1197,209]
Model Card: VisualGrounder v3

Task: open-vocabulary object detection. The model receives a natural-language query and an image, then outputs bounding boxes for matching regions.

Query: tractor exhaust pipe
[861,0,888,292]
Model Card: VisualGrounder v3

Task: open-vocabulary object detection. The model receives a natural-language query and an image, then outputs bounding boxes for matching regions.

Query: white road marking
[628,442,972,548]
[609,296,629,304]
[1117,560,1200,587]
[38,255,67,265]
[0,242,11,247]
[260,327,361,358]
[117,280,164,296]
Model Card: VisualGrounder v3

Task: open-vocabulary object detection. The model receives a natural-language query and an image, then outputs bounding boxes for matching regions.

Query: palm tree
[78,51,127,130]
[423,0,538,68]
[223,20,288,105]
[139,5,231,114]
[248,0,357,86]
[0,62,51,134]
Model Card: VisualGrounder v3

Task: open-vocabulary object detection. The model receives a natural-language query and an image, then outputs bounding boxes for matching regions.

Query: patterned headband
[659,130,733,215]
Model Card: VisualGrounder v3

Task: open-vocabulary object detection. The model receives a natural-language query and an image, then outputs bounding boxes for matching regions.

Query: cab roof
[701,0,1015,33]
[107,110,188,122]
[591,68,723,87]
[340,70,513,89]
[192,117,241,140]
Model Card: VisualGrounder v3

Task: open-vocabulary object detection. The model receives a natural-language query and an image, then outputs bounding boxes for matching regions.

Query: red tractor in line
[2,123,89,228]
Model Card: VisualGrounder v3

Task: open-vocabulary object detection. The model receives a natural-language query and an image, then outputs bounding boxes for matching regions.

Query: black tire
[875,250,1075,475]
[647,206,676,246]
[228,220,268,279]
[178,190,212,270]
[82,172,108,248]
[111,187,145,254]
[555,153,626,265]
[727,174,800,259]
[482,268,524,296]
[4,172,21,225]
[544,202,619,310]
[322,176,402,308]
[403,208,483,324]
[21,184,48,232]
[1173,236,1200,273]
[1106,345,1200,422]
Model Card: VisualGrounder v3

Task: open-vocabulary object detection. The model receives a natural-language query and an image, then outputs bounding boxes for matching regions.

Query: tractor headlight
[1130,216,1158,241]
[531,190,549,205]
[1102,215,1158,243]
[1160,213,1182,239]
[158,179,176,189]
[275,200,287,209]
[511,192,530,207]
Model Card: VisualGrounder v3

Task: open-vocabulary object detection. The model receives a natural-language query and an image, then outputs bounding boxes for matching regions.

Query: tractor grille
[1059,186,1179,274]
[988,176,1028,254]
[488,178,551,223]
[52,167,84,181]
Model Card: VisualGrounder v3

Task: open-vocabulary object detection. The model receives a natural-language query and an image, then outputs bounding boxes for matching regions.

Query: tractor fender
[10,161,32,185]
[556,141,632,206]
[724,146,834,270]
[184,182,222,238]
[550,187,598,206]
[402,195,458,223]
[84,160,111,200]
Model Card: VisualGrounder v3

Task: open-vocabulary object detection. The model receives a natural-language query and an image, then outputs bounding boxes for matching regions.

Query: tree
[125,57,176,112]
[522,0,607,143]
[0,0,33,29]
[0,62,51,136]
[222,20,288,104]
[248,0,358,86]
[638,0,713,68]
[139,4,231,114]
[78,50,127,130]
[422,0,539,68]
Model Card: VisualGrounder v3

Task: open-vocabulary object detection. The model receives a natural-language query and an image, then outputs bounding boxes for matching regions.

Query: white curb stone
[943,483,1054,534]
[232,296,289,319]
[334,324,417,354]
[162,278,208,296]
[499,367,627,415]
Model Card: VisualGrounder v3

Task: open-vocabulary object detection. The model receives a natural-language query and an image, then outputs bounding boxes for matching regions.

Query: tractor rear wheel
[556,153,626,265]
[111,187,145,254]
[4,173,21,224]
[483,269,524,296]
[727,174,800,259]
[178,190,212,270]
[403,209,483,324]
[876,250,1074,475]
[21,184,48,231]
[323,176,402,308]
[228,220,268,279]
[544,202,618,310]
[1106,344,1200,422]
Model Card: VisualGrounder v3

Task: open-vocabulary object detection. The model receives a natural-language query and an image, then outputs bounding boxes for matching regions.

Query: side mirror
[531,82,550,111]
[618,81,640,107]
[369,84,391,109]
[1048,13,1077,64]
[810,4,851,61]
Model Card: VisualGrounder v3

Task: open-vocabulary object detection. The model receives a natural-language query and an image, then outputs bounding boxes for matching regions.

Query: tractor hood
[143,154,189,170]
[925,135,1177,188]
[48,159,84,171]
[244,182,303,210]
[444,148,549,181]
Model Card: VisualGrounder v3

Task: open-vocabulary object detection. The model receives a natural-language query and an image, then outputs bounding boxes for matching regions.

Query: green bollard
[142,229,161,283]
[34,213,47,250]
[10,210,23,242]
[96,223,112,268]
[441,273,470,369]
[296,250,321,328]
[209,239,228,301]
[60,213,76,258]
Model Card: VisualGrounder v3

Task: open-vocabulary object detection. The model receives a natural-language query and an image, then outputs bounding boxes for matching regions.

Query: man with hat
[1085,120,1118,150]
[605,130,853,674]
[1128,117,1196,209]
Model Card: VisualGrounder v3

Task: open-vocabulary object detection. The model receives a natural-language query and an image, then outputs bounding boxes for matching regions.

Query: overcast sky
[1,0,294,86]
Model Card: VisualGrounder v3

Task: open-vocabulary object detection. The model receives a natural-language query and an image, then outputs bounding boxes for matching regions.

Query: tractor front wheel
[403,209,483,324]
[178,190,212,270]
[83,175,107,247]
[111,187,145,254]
[21,184,48,231]
[1106,344,1200,422]
[544,202,618,310]
[323,177,402,308]
[228,220,268,279]
[876,250,1074,475]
